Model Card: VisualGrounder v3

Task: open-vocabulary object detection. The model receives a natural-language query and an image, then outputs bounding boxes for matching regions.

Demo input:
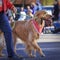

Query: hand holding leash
[12,6,17,14]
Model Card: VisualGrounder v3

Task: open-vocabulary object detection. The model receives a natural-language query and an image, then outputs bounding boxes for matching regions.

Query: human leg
[0,14,15,57]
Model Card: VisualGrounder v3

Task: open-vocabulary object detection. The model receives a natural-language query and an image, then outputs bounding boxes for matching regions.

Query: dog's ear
[45,14,53,19]
[34,11,47,18]
[34,11,40,18]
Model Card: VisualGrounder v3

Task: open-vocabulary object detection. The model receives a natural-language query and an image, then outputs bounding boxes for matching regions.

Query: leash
[16,12,48,21]
[11,12,48,30]
[16,13,39,20]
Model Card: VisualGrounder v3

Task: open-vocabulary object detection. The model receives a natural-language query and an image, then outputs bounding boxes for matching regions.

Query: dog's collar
[31,20,42,34]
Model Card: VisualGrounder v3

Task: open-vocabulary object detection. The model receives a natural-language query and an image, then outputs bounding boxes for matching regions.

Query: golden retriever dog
[0,11,52,57]
[12,11,50,57]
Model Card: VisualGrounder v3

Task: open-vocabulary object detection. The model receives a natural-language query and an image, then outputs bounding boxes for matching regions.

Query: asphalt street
[0,42,60,60]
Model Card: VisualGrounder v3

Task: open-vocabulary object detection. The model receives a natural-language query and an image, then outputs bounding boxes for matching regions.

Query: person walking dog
[0,0,23,59]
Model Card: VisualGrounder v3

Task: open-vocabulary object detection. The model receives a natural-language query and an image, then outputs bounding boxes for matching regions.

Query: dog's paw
[41,53,45,57]
[29,55,36,58]
[0,54,5,57]
[33,55,36,57]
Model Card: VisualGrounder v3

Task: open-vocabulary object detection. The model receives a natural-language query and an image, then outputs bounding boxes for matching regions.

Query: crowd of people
[6,0,60,34]
[6,2,42,21]
[6,0,60,21]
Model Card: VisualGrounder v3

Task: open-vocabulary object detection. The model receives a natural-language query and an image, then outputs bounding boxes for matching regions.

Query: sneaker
[8,54,25,60]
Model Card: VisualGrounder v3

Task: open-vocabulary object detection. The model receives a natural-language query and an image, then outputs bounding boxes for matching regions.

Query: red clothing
[0,7,3,12]
[0,0,14,12]
[31,20,43,34]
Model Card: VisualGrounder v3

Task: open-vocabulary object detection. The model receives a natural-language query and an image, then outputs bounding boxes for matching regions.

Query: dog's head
[34,10,52,24]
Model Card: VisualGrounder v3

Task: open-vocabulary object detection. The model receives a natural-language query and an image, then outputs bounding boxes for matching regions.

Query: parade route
[0,34,60,60]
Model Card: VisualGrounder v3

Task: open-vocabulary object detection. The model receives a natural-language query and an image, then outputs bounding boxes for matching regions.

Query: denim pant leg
[0,14,15,56]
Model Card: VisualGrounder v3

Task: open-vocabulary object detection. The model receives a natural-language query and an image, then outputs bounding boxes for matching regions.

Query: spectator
[26,8,34,20]
[14,7,20,20]
[36,2,42,10]
[26,6,33,13]
[6,9,15,23]
[52,0,60,21]
[51,0,60,33]
[18,7,26,21]
[58,0,60,21]
[31,2,38,14]
[53,0,58,5]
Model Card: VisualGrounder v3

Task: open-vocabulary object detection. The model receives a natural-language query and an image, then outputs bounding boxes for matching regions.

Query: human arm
[6,0,17,13]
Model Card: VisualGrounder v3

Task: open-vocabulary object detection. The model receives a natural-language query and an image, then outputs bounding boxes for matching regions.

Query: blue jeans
[0,12,15,56]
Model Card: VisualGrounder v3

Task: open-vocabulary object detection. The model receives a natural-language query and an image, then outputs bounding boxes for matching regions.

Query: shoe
[8,54,25,60]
